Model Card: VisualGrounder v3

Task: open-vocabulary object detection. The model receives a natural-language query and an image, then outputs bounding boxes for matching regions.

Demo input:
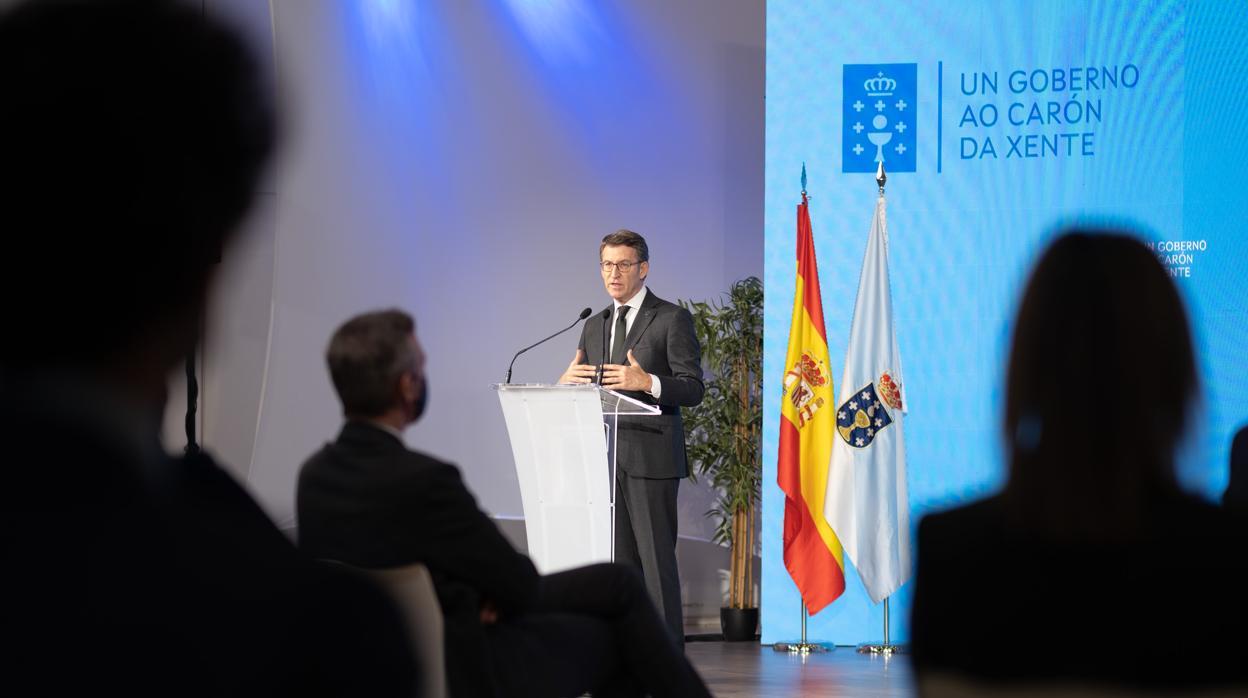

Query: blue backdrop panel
[763,0,1248,645]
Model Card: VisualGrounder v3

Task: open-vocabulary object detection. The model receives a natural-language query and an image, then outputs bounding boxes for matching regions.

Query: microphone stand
[506,309,592,384]
[596,310,610,385]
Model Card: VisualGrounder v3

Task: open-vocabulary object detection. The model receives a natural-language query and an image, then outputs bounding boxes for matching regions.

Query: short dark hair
[0,0,277,368]
[599,229,649,263]
[327,309,417,418]
[1003,229,1198,537]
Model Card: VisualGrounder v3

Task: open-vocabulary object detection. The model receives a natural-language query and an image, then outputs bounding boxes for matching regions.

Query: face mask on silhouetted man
[404,331,429,426]
[411,376,429,424]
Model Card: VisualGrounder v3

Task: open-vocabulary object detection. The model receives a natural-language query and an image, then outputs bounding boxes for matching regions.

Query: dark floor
[685,641,915,697]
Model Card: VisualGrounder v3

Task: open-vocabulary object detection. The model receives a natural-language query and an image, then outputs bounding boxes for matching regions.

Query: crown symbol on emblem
[864,72,896,96]
[878,371,903,410]
[799,354,828,387]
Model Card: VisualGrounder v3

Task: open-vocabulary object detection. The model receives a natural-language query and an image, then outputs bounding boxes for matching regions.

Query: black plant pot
[720,607,759,641]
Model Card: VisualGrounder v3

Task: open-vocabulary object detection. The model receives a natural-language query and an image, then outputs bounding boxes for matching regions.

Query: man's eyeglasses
[600,260,640,273]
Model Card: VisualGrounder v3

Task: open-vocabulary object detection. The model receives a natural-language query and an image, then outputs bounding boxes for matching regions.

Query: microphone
[505,307,593,384]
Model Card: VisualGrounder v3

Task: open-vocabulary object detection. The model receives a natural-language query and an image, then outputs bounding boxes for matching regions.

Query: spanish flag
[777,188,846,614]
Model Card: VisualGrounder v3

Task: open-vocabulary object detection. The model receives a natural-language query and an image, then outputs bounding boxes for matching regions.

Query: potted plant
[680,276,763,641]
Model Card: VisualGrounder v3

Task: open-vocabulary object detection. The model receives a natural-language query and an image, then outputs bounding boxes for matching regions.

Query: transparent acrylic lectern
[493,384,659,574]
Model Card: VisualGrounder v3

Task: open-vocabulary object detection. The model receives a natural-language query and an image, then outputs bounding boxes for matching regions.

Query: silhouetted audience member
[910,231,1248,694]
[0,2,416,695]
[1224,425,1248,510]
[297,309,713,698]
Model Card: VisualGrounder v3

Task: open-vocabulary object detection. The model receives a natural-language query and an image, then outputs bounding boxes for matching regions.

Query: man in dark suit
[0,1,416,695]
[297,309,711,698]
[557,230,705,643]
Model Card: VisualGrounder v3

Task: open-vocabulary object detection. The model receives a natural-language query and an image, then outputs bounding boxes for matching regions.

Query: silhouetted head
[326,309,428,427]
[0,0,276,388]
[1003,229,1198,536]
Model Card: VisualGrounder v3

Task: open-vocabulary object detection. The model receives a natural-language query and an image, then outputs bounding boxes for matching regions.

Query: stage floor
[686,641,914,697]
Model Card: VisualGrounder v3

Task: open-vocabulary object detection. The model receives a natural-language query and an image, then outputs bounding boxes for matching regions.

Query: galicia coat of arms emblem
[842,63,918,173]
[836,380,894,448]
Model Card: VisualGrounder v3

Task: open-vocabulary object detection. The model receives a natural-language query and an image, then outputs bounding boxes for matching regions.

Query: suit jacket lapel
[622,291,662,356]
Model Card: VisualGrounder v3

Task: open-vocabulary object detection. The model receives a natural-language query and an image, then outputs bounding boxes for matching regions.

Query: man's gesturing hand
[602,350,653,392]
[557,349,598,384]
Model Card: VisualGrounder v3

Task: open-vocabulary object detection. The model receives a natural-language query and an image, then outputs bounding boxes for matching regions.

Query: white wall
[175,0,764,623]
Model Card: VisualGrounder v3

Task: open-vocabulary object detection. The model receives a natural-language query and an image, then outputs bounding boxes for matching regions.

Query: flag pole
[855,162,906,656]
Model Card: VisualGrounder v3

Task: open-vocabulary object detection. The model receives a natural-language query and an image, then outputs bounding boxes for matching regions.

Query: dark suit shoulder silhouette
[3,392,415,697]
[299,421,539,696]
[911,492,1248,689]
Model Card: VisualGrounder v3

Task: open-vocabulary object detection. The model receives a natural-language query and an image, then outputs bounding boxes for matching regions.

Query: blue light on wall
[497,0,603,65]
[360,0,419,47]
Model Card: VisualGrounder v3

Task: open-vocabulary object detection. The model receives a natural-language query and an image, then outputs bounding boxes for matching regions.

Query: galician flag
[778,179,846,615]
[823,176,911,604]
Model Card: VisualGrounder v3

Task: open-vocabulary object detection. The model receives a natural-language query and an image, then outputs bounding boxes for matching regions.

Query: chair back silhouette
[365,563,448,698]
[318,560,447,698]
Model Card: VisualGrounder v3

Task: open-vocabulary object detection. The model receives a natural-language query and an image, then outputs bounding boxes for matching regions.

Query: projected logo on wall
[843,63,917,173]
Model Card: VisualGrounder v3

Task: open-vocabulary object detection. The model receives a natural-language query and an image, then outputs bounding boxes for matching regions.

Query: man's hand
[602,350,653,392]
[557,349,598,384]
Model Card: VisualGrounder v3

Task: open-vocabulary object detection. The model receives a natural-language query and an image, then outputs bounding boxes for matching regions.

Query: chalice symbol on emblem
[868,114,892,163]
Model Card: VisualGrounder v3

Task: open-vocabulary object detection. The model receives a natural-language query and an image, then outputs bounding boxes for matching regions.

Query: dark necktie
[610,306,630,365]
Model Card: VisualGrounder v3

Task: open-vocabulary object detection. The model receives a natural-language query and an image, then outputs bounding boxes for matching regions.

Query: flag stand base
[773,600,833,654]
[773,642,832,654]
[856,642,906,655]
[855,597,905,655]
